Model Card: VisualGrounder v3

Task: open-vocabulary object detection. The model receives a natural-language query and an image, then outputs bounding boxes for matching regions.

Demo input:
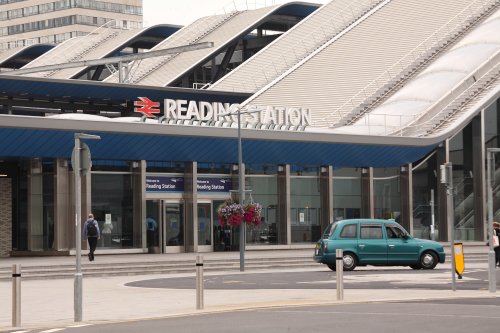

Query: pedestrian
[494,222,500,267]
[83,213,100,261]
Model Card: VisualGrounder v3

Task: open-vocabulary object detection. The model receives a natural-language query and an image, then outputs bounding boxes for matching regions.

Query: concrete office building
[0,0,499,258]
[0,0,142,51]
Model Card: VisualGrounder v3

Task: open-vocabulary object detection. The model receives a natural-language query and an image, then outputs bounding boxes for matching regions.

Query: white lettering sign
[162,99,310,126]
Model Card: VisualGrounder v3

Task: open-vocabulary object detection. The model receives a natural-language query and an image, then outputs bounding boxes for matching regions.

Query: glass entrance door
[164,202,184,252]
[197,202,212,252]
[145,200,160,252]
[146,200,184,253]
[197,200,240,252]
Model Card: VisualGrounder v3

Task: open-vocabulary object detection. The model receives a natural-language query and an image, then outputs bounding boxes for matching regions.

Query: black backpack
[87,220,98,237]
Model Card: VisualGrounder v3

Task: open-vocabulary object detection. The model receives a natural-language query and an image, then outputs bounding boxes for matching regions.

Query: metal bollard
[196,256,204,310]
[12,264,21,327]
[336,249,344,301]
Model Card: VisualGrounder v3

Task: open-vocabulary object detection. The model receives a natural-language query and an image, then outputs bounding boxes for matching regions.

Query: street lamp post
[237,108,245,272]
[486,148,499,293]
[73,133,100,322]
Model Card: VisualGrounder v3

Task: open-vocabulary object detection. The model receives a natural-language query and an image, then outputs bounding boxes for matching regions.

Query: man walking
[83,213,100,261]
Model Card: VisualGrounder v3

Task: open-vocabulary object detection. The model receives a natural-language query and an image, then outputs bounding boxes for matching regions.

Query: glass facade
[165,203,184,246]
[245,175,278,245]
[145,200,159,249]
[332,168,361,221]
[92,173,135,248]
[373,168,400,220]
[28,160,54,251]
[449,126,476,240]
[412,153,439,240]
[485,101,500,223]
[290,169,321,243]
[4,96,500,257]
[197,203,212,246]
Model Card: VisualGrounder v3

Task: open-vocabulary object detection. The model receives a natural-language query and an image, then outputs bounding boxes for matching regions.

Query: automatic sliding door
[197,202,212,251]
[165,203,184,249]
[145,200,160,252]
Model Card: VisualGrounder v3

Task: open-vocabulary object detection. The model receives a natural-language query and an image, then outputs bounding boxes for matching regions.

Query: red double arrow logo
[134,97,160,118]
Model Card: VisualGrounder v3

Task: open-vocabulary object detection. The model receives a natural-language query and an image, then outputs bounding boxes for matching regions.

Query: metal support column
[486,148,499,293]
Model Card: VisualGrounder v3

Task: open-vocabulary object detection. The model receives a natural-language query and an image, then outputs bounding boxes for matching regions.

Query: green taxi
[313,219,445,271]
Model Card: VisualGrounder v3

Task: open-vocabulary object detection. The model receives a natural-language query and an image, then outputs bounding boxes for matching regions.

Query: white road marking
[298,271,481,285]
[40,328,65,333]
[271,309,500,320]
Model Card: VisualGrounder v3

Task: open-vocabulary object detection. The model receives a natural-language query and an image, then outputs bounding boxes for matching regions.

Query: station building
[0,0,499,257]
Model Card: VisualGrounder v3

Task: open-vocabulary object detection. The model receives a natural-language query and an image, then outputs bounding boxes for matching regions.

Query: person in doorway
[146,217,158,248]
[223,225,231,251]
[83,213,100,261]
[494,222,500,267]
[101,219,113,247]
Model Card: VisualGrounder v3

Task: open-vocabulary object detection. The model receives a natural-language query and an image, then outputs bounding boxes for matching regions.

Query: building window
[373,168,400,220]
[91,173,135,249]
[245,175,278,245]
[412,153,439,240]
[290,172,321,243]
[333,168,361,221]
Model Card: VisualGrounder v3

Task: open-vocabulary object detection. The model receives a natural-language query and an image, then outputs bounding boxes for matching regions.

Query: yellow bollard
[454,243,464,279]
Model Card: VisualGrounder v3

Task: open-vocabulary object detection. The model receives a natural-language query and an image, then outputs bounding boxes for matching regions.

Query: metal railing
[217,0,281,14]
[126,11,239,83]
[395,49,500,137]
[223,0,386,93]
[25,20,128,75]
[329,0,499,127]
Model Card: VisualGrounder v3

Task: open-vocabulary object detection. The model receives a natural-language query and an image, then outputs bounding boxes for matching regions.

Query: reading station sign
[146,176,232,193]
[134,97,311,126]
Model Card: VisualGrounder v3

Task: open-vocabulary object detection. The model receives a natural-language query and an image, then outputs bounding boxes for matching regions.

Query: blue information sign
[146,176,232,193]
[146,176,184,192]
[197,177,232,192]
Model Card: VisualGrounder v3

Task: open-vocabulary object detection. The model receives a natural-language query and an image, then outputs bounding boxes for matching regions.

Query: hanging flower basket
[217,200,263,227]
[217,200,244,226]
[243,202,262,226]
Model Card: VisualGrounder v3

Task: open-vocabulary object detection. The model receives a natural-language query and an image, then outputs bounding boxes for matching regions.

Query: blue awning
[0,127,435,167]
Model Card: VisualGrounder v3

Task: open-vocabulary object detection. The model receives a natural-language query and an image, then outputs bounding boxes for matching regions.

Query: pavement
[0,247,499,332]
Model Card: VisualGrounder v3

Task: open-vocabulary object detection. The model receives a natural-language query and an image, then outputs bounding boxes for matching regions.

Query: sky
[143,0,329,26]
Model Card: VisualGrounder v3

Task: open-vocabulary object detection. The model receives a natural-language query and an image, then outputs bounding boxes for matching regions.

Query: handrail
[329,0,499,126]
[394,49,500,137]
[217,0,279,14]
[222,0,385,93]
[127,11,239,83]
[26,19,127,72]
[341,53,499,136]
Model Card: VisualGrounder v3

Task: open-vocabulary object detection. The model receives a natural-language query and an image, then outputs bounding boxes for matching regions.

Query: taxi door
[385,224,420,263]
[357,223,388,265]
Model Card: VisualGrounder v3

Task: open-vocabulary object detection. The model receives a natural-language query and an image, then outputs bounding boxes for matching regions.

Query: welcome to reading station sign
[146,176,232,193]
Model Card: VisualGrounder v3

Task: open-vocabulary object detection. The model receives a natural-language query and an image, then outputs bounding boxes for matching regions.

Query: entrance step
[0,256,318,281]
[0,252,489,281]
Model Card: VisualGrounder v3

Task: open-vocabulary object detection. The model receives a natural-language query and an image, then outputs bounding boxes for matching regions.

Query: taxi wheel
[327,263,336,271]
[343,252,357,271]
[409,264,422,270]
[420,251,438,269]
